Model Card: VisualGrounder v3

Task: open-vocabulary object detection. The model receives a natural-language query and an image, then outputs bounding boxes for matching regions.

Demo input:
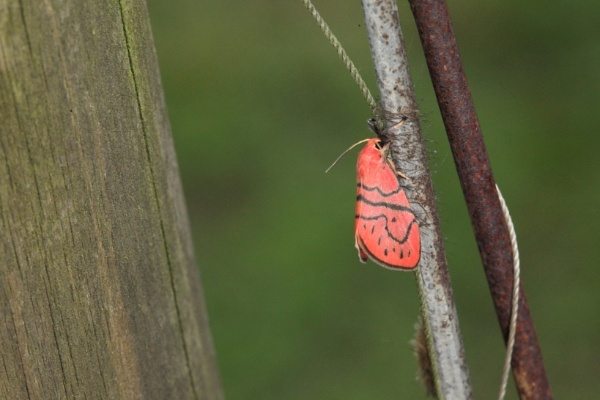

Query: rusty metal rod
[408,0,552,398]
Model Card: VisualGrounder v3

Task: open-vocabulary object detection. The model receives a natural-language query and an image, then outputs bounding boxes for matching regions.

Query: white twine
[301,0,380,122]
[496,185,520,400]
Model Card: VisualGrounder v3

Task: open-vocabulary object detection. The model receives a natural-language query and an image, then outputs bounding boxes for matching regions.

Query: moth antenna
[325,138,372,173]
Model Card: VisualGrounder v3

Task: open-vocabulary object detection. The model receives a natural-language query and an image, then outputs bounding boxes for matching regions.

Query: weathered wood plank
[0,1,223,398]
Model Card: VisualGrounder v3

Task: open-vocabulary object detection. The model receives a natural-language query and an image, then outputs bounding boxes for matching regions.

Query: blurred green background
[147,1,600,398]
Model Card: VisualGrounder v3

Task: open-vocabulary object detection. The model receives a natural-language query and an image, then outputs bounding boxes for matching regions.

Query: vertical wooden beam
[0,1,223,398]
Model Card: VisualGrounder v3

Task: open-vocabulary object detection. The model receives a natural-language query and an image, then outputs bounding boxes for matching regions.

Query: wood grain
[0,1,223,398]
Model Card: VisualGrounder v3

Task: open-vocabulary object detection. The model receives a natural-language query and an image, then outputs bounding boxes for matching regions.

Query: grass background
[147,1,600,398]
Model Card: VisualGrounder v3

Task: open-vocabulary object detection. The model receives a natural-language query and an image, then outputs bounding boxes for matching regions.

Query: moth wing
[354,138,421,270]
[354,177,369,263]
[355,177,420,269]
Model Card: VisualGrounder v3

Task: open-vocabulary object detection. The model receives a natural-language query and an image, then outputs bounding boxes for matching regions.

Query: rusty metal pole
[408,0,552,398]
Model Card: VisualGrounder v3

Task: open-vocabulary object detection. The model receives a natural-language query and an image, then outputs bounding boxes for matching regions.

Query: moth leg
[386,158,410,180]
[381,140,411,181]
[387,118,407,130]
[355,235,368,263]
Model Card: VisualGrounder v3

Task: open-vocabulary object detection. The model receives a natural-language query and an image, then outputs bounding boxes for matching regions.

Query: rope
[301,0,380,123]
[496,185,521,400]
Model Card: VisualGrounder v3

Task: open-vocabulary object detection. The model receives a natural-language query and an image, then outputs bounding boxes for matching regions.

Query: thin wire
[496,185,520,400]
[301,0,380,122]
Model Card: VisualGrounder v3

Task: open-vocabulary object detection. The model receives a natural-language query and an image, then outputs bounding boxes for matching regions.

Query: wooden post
[0,1,223,398]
